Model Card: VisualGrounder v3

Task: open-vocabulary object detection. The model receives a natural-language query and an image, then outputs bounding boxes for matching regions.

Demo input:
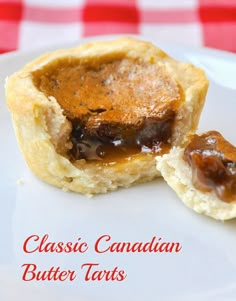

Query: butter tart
[157,131,236,220]
[6,37,208,194]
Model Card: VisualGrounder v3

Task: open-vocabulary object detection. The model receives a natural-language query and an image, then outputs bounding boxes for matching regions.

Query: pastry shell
[6,37,209,194]
[156,147,236,220]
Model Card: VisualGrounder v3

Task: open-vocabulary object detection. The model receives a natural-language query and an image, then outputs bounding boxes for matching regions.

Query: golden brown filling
[32,57,182,162]
[184,131,236,203]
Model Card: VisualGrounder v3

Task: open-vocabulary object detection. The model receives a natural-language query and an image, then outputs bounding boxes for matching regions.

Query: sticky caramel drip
[184,131,236,203]
[69,111,175,162]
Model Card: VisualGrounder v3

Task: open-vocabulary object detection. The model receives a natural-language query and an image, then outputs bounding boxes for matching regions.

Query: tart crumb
[17,177,24,185]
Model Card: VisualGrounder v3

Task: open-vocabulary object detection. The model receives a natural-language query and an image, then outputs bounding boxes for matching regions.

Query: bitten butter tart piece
[6,37,208,194]
[157,131,236,220]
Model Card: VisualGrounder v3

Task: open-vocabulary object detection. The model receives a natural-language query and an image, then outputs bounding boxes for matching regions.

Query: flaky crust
[156,148,236,220]
[6,37,208,194]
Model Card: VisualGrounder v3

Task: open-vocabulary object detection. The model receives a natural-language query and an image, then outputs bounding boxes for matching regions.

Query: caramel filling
[32,57,182,163]
[184,131,236,203]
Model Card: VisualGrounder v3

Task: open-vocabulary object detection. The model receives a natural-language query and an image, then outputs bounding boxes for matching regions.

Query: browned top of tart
[32,57,183,162]
[184,131,236,203]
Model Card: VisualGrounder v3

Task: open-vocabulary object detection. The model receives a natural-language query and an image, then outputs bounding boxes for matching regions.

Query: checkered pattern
[0,0,236,54]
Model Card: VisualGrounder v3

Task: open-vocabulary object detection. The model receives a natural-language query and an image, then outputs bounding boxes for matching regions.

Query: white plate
[0,36,236,301]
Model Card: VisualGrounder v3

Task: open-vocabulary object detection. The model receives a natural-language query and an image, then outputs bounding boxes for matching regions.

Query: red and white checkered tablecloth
[0,0,236,54]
